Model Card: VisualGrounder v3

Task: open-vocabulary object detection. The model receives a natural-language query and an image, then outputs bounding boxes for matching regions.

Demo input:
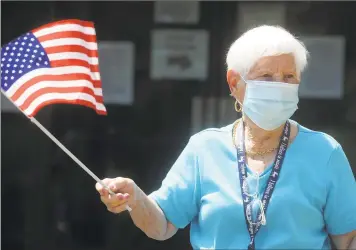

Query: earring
[234,100,242,112]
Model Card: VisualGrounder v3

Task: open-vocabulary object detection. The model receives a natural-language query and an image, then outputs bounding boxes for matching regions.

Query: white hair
[226,25,309,77]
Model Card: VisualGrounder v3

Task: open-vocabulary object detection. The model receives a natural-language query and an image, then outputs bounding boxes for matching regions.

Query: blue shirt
[150,121,356,249]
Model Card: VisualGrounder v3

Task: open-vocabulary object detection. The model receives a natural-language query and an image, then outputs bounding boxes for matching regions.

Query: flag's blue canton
[1,32,50,92]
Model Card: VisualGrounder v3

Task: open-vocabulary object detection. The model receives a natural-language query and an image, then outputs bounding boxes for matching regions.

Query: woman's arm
[129,187,178,241]
[331,230,356,250]
[97,137,200,240]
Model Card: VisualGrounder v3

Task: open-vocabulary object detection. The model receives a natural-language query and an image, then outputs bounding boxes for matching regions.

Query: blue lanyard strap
[236,120,291,250]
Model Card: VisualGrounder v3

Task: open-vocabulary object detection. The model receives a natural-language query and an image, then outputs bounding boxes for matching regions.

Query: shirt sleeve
[149,137,201,229]
[324,145,356,235]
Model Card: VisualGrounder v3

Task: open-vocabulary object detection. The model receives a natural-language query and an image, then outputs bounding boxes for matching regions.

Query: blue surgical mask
[241,78,299,131]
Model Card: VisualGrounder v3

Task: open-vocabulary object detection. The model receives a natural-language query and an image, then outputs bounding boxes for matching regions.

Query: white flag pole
[1,90,132,212]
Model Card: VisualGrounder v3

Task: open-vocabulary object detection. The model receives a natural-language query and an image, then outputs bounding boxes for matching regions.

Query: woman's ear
[227,69,241,96]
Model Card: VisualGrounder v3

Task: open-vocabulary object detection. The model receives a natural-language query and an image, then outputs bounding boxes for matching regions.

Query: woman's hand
[95,177,177,241]
[95,177,138,213]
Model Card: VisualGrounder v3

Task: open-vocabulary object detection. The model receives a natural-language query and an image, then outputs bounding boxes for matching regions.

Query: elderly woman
[96,25,356,249]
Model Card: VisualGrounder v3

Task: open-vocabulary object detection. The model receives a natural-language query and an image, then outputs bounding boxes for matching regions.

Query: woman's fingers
[96,177,129,195]
[100,192,130,203]
[108,177,129,192]
[96,177,136,214]
[108,201,130,214]
[101,192,131,206]
[95,178,113,196]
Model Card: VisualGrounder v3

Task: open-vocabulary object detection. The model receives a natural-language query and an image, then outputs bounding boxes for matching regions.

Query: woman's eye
[260,74,273,81]
[285,74,295,79]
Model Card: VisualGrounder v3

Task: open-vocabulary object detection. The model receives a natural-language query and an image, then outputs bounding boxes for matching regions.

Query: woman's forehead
[248,54,297,75]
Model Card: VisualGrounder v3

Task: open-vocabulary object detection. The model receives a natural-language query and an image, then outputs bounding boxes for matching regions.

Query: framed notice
[150,29,209,80]
[98,41,135,105]
[299,36,345,99]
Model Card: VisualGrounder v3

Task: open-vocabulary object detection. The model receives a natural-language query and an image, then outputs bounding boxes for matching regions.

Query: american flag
[1,19,107,117]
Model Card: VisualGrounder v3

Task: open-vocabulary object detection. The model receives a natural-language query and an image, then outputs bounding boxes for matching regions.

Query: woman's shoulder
[294,121,341,153]
[188,123,234,147]
[187,120,343,155]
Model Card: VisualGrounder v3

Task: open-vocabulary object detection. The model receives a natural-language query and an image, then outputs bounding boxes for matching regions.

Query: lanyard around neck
[235,120,291,250]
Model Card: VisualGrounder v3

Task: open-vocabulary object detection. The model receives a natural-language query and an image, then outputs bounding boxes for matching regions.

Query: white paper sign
[150,29,209,80]
[154,1,200,24]
[98,41,135,105]
[299,36,345,99]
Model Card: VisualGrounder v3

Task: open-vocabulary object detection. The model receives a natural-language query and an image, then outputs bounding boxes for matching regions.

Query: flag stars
[2,33,51,90]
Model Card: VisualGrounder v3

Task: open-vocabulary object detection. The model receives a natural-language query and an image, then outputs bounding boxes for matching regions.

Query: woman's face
[227,53,300,104]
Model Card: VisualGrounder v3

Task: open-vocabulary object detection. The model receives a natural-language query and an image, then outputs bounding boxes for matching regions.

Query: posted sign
[150,29,209,80]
